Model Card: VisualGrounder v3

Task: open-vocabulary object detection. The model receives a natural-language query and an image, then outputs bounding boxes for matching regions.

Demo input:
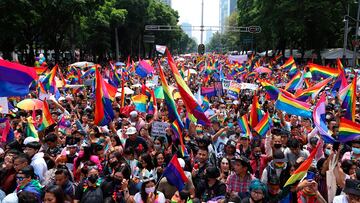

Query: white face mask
[145,186,155,194]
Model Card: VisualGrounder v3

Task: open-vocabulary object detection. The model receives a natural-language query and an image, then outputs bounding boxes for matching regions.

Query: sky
[172,0,219,44]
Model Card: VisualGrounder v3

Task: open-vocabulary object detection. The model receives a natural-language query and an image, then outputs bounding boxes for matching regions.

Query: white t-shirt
[333,195,348,203]
[133,191,166,203]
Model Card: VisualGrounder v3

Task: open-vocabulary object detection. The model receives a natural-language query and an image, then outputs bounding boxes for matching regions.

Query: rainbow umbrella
[17,99,43,110]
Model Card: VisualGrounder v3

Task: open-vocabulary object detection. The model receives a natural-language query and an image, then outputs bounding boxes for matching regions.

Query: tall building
[181,22,192,38]
[219,0,237,33]
[160,0,171,7]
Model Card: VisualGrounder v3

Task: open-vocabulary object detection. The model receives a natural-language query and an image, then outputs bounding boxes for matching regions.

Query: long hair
[44,185,65,203]
[140,180,156,203]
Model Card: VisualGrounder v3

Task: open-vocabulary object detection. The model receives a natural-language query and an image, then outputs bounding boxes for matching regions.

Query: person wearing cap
[195,166,226,202]
[129,111,146,131]
[15,166,43,202]
[24,141,48,184]
[333,179,360,203]
[217,139,238,161]
[226,155,253,199]
[237,134,252,158]
[261,149,290,187]
[124,127,148,156]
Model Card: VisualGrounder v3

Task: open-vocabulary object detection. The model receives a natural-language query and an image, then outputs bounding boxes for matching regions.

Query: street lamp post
[353,0,360,68]
[343,4,349,62]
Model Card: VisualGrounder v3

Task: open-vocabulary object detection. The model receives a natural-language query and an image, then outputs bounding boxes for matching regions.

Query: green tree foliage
[0,0,196,64]
[237,0,349,56]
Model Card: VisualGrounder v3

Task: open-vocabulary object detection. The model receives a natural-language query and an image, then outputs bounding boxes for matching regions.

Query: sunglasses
[16,176,25,181]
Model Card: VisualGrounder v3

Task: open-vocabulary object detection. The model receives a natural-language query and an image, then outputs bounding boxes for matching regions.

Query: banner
[201,86,216,98]
[214,81,223,97]
[0,97,8,114]
[228,55,248,64]
[222,79,233,90]
[151,121,170,137]
[227,82,241,99]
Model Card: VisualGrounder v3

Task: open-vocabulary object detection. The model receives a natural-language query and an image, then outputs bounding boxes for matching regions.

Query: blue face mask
[228,123,234,128]
[325,149,331,156]
[352,147,360,155]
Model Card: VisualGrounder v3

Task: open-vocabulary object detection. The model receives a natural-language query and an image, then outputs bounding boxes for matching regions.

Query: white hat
[177,158,185,168]
[125,127,137,135]
[23,137,40,145]
[130,111,138,117]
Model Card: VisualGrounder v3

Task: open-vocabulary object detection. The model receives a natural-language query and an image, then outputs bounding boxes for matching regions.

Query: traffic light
[198,44,205,55]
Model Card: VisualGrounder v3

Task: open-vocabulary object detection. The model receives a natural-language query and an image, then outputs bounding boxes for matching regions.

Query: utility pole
[343,4,349,62]
[353,0,360,68]
[200,0,204,44]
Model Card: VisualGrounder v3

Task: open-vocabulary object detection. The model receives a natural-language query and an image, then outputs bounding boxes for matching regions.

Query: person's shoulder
[333,195,348,203]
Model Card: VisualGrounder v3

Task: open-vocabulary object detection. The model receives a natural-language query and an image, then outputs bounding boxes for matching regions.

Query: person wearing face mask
[133,174,165,203]
[261,150,290,187]
[74,166,104,203]
[342,140,360,163]
[250,144,269,179]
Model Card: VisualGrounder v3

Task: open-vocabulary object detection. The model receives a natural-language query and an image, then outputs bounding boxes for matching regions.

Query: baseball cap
[125,127,137,135]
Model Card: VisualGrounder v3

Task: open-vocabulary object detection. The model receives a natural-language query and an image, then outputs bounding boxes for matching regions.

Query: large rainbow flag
[249,95,263,128]
[308,63,339,80]
[166,49,210,126]
[284,140,322,187]
[339,74,357,121]
[253,112,271,137]
[275,92,312,118]
[294,77,333,101]
[339,118,360,143]
[94,67,115,126]
[280,56,295,71]
[38,100,55,131]
[238,114,251,137]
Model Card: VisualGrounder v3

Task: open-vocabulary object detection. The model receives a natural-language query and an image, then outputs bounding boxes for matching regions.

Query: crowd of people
[0,51,360,203]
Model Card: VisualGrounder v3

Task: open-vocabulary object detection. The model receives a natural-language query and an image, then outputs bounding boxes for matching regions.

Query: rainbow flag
[284,140,321,187]
[135,60,154,78]
[308,63,339,80]
[81,66,96,78]
[339,74,357,121]
[34,66,47,75]
[0,59,37,97]
[254,112,271,137]
[331,67,348,96]
[94,67,115,126]
[249,95,264,128]
[171,120,187,157]
[238,114,251,137]
[339,118,360,143]
[147,89,157,115]
[163,154,188,191]
[288,63,297,78]
[158,61,184,128]
[166,49,211,126]
[103,81,117,102]
[285,71,303,91]
[38,100,55,131]
[131,94,147,113]
[227,85,240,99]
[201,96,210,111]
[275,92,312,118]
[280,56,295,71]
[313,93,336,143]
[41,65,58,94]
[294,77,333,101]
[260,80,280,100]
[26,117,38,138]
